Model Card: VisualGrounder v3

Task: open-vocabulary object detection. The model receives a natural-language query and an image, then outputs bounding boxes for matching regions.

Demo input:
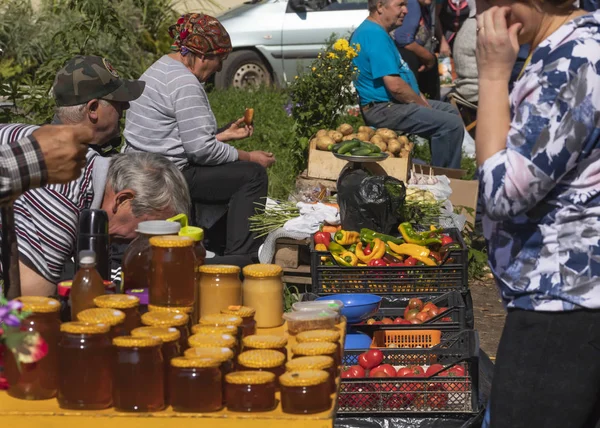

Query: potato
[342,133,357,141]
[327,130,343,143]
[316,129,329,138]
[375,141,387,152]
[358,126,375,137]
[356,131,371,142]
[384,151,394,158]
[399,148,411,158]
[370,135,384,145]
[406,142,415,152]
[387,139,402,155]
[337,123,354,136]
[377,129,398,142]
[316,136,335,151]
[398,135,410,145]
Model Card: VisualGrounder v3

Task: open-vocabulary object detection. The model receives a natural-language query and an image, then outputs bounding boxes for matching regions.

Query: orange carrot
[321,225,338,234]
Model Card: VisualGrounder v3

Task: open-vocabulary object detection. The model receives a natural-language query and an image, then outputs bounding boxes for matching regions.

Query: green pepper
[398,222,442,246]
[360,228,404,245]
[332,253,353,267]
[347,243,357,253]
[328,242,346,253]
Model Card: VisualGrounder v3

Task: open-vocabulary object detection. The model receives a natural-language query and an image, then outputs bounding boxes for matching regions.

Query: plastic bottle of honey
[70,250,105,320]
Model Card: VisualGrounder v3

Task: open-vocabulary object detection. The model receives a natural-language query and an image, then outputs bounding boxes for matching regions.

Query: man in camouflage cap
[51,55,145,153]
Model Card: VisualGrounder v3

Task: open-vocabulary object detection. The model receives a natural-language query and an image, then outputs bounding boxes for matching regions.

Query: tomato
[426,383,449,409]
[405,308,420,320]
[381,317,394,324]
[341,365,366,378]
[429,307,440,317]
[357,349,384,370]
[448,365,466,377]
[410,365,425,375]
[425,364,444,377]
[404,257,418,266]
[370,364,397,377]
[387,383,415,409]
[441,235,454,246]
[394,317,411,325]
[339,382,375,410]
[441,364,468,392]
[415,311,430,322]
[408,298,423,311]
[438,307,447,314]
[363,243,372,255]
[410,318,422,324]
[396,367,415,377]
[422,302,438,313]
[366,318,376,325]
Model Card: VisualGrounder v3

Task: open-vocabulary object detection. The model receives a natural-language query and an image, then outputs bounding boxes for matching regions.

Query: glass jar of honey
[4,296,61,400]
[242,264,284,328]
[200,313,244,344]
[57,322,113,410]
[141,311,190,351]
[149,235,196,307]
[148,304,195,333]
[225,371,276,412]
[237,350,286,388]
[191,324,238,336]
[184,347,235,404]
[295,329,342,367]
[291,342,339,369]
[198,265,242,317]
[188,333,236,353]
[280,370,332,414]
[169,357,223,412]
[113,336,165,412]
[77,307,126,339]
[94,294,141,334]
[221,306,256,337]
[285,356,336,394]
[242,335,288,363]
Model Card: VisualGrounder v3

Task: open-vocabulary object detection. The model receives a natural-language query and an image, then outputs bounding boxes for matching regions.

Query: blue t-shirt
[350,19,420,105]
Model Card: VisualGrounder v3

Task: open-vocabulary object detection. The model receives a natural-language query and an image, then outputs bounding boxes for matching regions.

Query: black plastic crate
[337,330,480,416]
[311,228,468,295]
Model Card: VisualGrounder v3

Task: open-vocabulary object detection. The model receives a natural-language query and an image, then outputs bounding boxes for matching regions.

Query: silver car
[213,0,368,88]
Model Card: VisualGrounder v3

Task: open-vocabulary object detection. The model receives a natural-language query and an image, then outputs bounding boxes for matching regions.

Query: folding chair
[447,91,477,135]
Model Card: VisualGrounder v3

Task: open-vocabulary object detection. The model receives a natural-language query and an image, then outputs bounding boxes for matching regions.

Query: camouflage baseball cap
[52,55,145,107]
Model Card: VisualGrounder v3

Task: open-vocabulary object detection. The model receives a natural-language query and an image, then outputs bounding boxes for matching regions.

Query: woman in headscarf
[123,13,276,267]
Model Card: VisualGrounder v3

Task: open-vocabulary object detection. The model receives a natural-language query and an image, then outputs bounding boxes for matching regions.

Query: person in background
[476,0,600,424]
[452,0,478,103]
[436,0,471,56]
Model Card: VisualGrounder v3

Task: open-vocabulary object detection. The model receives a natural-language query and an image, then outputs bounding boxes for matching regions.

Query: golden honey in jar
[286,356,336,395]
[292,342,339,370]
[141,311,190,351]
[280,370,331,414]
[148,304,195,333]
[198,265,242,317]
[94,294,141,334]
[242,264,284,328]
[296,329,342,367]
[200,313,244,345]
[237,350,286,388]
[184,346,235,404]
[191,324,238,336]
[4,296,61,400]
[169,357,223,412]
[149,235,196,307]
[225,371,276,412]
[77,307,126,339]
[221,306,256,337]
[57,322,113,410]
[242,335,288,363]
[112,336,164,412]
[188,333,236,353]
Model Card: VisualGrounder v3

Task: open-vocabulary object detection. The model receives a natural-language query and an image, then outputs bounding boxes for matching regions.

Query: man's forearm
[405,42,435,67]
[383,76,429,106]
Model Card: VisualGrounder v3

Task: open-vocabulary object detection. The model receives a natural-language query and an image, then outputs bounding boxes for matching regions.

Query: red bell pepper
[368,258,387,267]
[363,242,372,255]
[314,231,331,246]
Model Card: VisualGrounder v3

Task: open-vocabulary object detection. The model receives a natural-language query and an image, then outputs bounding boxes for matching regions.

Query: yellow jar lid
[221,305,256,317]
[17,296,60,313]
[149,235,194,248]
[113,336,161,348]
[238,350,285,369]
[60,321,110,334]
[131,326,181,343]
[296,329,341,344]
[77,308,125,326]
[292,342,337,356]
[184,346,234,362]
[191,324,238,335]
[94,294,139,309]
[199,264,240,274]
[170,356,220,368]
[286,356,334,371]
[242,334,287,349]
[279,370,329,387]
[226,371,275,385]
[141,311,189,327]
[243,264,283,278]
[200,314,243,327]
[148,304,193,314]
[188,333,236,349]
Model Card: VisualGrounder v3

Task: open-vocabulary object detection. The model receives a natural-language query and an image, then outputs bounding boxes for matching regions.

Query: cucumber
[337,141,361,154]
[351,148,373,156]
[328,142,344,151]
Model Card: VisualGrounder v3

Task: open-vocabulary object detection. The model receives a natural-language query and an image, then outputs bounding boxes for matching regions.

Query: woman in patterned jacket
[475,0,600,426]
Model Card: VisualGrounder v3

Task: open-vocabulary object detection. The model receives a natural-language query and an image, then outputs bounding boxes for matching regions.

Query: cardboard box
[448,178,479,224]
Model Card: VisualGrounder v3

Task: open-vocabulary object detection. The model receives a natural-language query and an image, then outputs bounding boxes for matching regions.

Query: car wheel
[215,50,272,89]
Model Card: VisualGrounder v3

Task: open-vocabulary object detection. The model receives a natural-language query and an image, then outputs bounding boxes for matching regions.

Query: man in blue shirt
[350,0,463,168]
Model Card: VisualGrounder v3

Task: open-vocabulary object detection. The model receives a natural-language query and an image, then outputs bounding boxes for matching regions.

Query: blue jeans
[362,100,463,169]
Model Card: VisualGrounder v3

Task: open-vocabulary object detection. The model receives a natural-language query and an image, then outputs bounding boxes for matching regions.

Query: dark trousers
[182,160,268,262]
[487,308,600,428]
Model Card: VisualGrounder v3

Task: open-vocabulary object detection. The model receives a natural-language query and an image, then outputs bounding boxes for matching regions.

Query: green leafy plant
[454,205,488,280]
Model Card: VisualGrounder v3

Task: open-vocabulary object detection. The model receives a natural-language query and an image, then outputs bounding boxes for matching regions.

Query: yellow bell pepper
[334,230,360,246]
[355,238,386,263]
[315,243,328,252]
[386,242,431,259]
[412,255,437,266]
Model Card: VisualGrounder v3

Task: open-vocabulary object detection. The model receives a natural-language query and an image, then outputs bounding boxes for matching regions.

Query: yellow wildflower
[312,67,316,71]
[354,43,361,52]
[333,38,349,52]
[295,75,298,79]
[328,67,331,70]
[327,52,338,59]
[338,74,343,78]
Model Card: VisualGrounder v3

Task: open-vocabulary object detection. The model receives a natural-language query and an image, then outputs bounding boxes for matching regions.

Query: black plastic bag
[337,168,406,235]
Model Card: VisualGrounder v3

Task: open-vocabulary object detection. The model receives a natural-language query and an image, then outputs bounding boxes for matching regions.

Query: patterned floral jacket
[479,11,600,311]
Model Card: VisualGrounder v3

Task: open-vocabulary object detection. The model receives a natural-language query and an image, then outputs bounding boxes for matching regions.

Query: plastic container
[125,288,149,314]
[77,308,126,339]
[279,370,331,414]
[370,329,442,348]
[285,356,336,395]
[221,306,257,337]
[94,294,141,334]
[283,309,337,336]
[198,265,242,317]
[242,335,288,362]
[169,357,223,412]
[141,311,190,352]
[242,264,284,328]
[237,350,286,388]
[70,250,105,320]
[225,371,276,412]
[292,300,344,321]
[316,294,381,323]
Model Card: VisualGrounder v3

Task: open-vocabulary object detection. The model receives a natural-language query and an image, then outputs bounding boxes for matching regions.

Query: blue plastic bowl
[344,332,373,350]
[316,294,382,323]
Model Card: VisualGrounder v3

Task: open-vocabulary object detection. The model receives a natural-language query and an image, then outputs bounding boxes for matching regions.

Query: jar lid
[131,326,181,343]
[188,333,236,349]
[170,356,221,368]
[242,334,287,349]
[191,324,238,336]
[148,304,193,314]
[199,314,243,327]
[141,311,189,327]
[167,214,204,241]
[57,280,72,297]
[137,220,181,235]
[94,294,139,309]
[279,370,329,387]
[199,265,240,274]
[238,350,285,368]
[296,329,341,344]
[149,235,194,248]
[60,321,110,334]
[243,264,283,278]
[17,296,60,313]
[184,346,234,362]
[226,371,275,385]
[221,305,256,317]
[286,356,334,371]
[292,342,337,356]
[77,308,125,326]
[113,336,161,348]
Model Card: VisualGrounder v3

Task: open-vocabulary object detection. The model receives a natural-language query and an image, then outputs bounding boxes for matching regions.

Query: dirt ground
[470,277,506,359]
